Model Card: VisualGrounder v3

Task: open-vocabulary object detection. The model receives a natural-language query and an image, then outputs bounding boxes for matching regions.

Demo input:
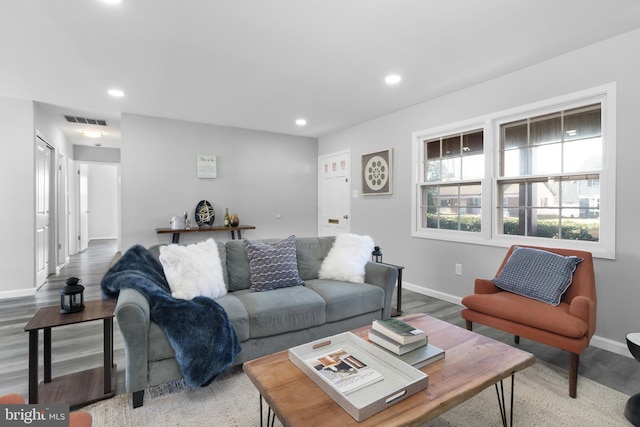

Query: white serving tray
[288,331,428,422]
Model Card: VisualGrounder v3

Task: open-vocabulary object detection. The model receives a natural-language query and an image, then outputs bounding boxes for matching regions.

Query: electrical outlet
[455,264,463,276]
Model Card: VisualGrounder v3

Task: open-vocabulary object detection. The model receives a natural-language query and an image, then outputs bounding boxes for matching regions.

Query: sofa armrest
[569,295,597,339]
[474,278,501,294]
[364,262,399,320]
[115,288,151,394]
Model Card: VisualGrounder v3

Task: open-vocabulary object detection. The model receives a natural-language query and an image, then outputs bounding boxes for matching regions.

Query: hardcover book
[306,348,384,394]
[377,342,445,369]
[371,318,426,345]
[368,329,427,355]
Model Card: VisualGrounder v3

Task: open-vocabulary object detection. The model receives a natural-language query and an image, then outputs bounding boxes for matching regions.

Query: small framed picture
[361,148,392,195]
[197,154,217,178]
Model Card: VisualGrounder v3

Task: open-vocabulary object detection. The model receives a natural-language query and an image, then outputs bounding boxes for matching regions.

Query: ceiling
[2,1,640,149]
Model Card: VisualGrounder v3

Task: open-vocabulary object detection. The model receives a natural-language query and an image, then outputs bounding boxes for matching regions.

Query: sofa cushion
[318,234,374,283]
[158,239,227,300]
[244,235,304,291]
[492,246,583,306]
[461,291,588,338]
[214,294,250,342]
[295,236,336,280]
[305,279,384,322]
[233,287,326,338]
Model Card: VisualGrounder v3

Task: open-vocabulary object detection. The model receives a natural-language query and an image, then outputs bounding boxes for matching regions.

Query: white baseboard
[0,288,36,300]
[402,281,632,359]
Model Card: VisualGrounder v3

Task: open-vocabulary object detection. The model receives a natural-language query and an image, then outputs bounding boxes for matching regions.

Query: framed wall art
[197,154,217,178]
[361,148,392,195]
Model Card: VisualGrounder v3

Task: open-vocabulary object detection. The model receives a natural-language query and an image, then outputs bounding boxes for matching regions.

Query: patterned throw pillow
[244,235,303,292]
[492,246,583,306]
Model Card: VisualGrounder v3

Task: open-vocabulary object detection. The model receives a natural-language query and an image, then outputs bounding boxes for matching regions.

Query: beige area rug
[83,362,631,426]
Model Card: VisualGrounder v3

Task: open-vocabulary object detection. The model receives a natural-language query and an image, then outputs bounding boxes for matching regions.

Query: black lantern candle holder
[371,246,383,263]
[60,277,85,314]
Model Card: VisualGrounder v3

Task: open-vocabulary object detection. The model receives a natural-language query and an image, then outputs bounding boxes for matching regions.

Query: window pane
[564,106,601,142]
[498,176,600,241]
[441,157,461,181]
[426,139,440,159]
[503,149,525,177]
[531,180,558,208]
[531,114,561,146]
[442,135,460,157]
[460,208,482,232]
[463,131,483,154]
[462,131,484,179]
[425,139,440,181]
[426,159,440,181]
[421,186,437,228]
[460,184,481,232]
[529,208,560,238]
[503,121,527,150]
[531,144,561,175]
[563,137,602,172]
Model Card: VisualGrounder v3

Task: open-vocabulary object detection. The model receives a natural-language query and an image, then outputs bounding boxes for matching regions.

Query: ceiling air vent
[64,115,108,126]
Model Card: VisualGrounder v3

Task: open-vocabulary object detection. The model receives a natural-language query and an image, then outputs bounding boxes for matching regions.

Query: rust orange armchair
[0,393,92,427]
[461,245,596,398]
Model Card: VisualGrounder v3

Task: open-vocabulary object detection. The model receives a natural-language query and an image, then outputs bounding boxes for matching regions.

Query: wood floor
[1,239,637,405]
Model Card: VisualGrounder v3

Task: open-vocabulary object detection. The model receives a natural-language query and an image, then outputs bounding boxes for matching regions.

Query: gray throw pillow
[492,246,583,306]
[244,235,303,292]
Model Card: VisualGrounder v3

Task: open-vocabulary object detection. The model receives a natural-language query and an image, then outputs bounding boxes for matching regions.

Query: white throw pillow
[159,238,226,300]
[318,234,374,283]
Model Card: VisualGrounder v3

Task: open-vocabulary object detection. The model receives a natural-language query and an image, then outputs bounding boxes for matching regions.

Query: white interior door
[57,153,67,268]
[35,136,52,286]
[79,164,89,251]
[318,151,351,236]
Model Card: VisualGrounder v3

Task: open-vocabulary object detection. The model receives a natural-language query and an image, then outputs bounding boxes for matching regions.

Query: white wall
[120,114,318,250]
[0,98,35,297]
[319,29,640,355]
[87,163,119,240]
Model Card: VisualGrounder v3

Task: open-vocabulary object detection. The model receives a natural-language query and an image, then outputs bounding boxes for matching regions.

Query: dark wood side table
[377,262,404,317]
[24,298,117,409]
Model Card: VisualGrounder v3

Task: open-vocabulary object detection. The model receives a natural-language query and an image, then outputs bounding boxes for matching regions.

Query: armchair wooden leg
[514,335,520,344]
[465,320,473,331]
[569,353,579,398]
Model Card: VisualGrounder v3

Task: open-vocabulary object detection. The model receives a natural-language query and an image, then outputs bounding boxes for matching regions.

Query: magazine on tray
[306,348,383,394]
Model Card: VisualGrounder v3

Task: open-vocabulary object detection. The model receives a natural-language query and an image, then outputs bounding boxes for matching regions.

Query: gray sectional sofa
[114,236,398,407]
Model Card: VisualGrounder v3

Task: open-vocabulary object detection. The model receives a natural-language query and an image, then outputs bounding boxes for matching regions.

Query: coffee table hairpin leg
[495,374,515,427]
[259,394,276,427]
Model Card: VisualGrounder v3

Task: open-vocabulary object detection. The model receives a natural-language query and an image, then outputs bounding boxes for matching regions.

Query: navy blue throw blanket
[101,244,241,387]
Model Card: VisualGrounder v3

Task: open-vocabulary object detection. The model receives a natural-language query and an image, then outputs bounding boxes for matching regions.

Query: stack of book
[368,318,444,369]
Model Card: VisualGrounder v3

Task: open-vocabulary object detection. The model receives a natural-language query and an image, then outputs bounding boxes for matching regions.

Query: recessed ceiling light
[108,88,125,97]
[385,74,402,85]
[82,130,103,138]
[295,119,307,126]
[101,0,123,4]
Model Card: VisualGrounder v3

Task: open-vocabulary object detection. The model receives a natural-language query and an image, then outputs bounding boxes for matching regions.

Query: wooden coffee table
[243,313,535,426]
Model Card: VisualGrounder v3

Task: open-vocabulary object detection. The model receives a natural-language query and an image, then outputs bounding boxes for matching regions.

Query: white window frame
[411,83,616,259]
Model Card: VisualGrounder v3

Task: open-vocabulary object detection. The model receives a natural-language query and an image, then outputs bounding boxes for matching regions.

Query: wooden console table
[156,225,256,243]
[24,298,117,409]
